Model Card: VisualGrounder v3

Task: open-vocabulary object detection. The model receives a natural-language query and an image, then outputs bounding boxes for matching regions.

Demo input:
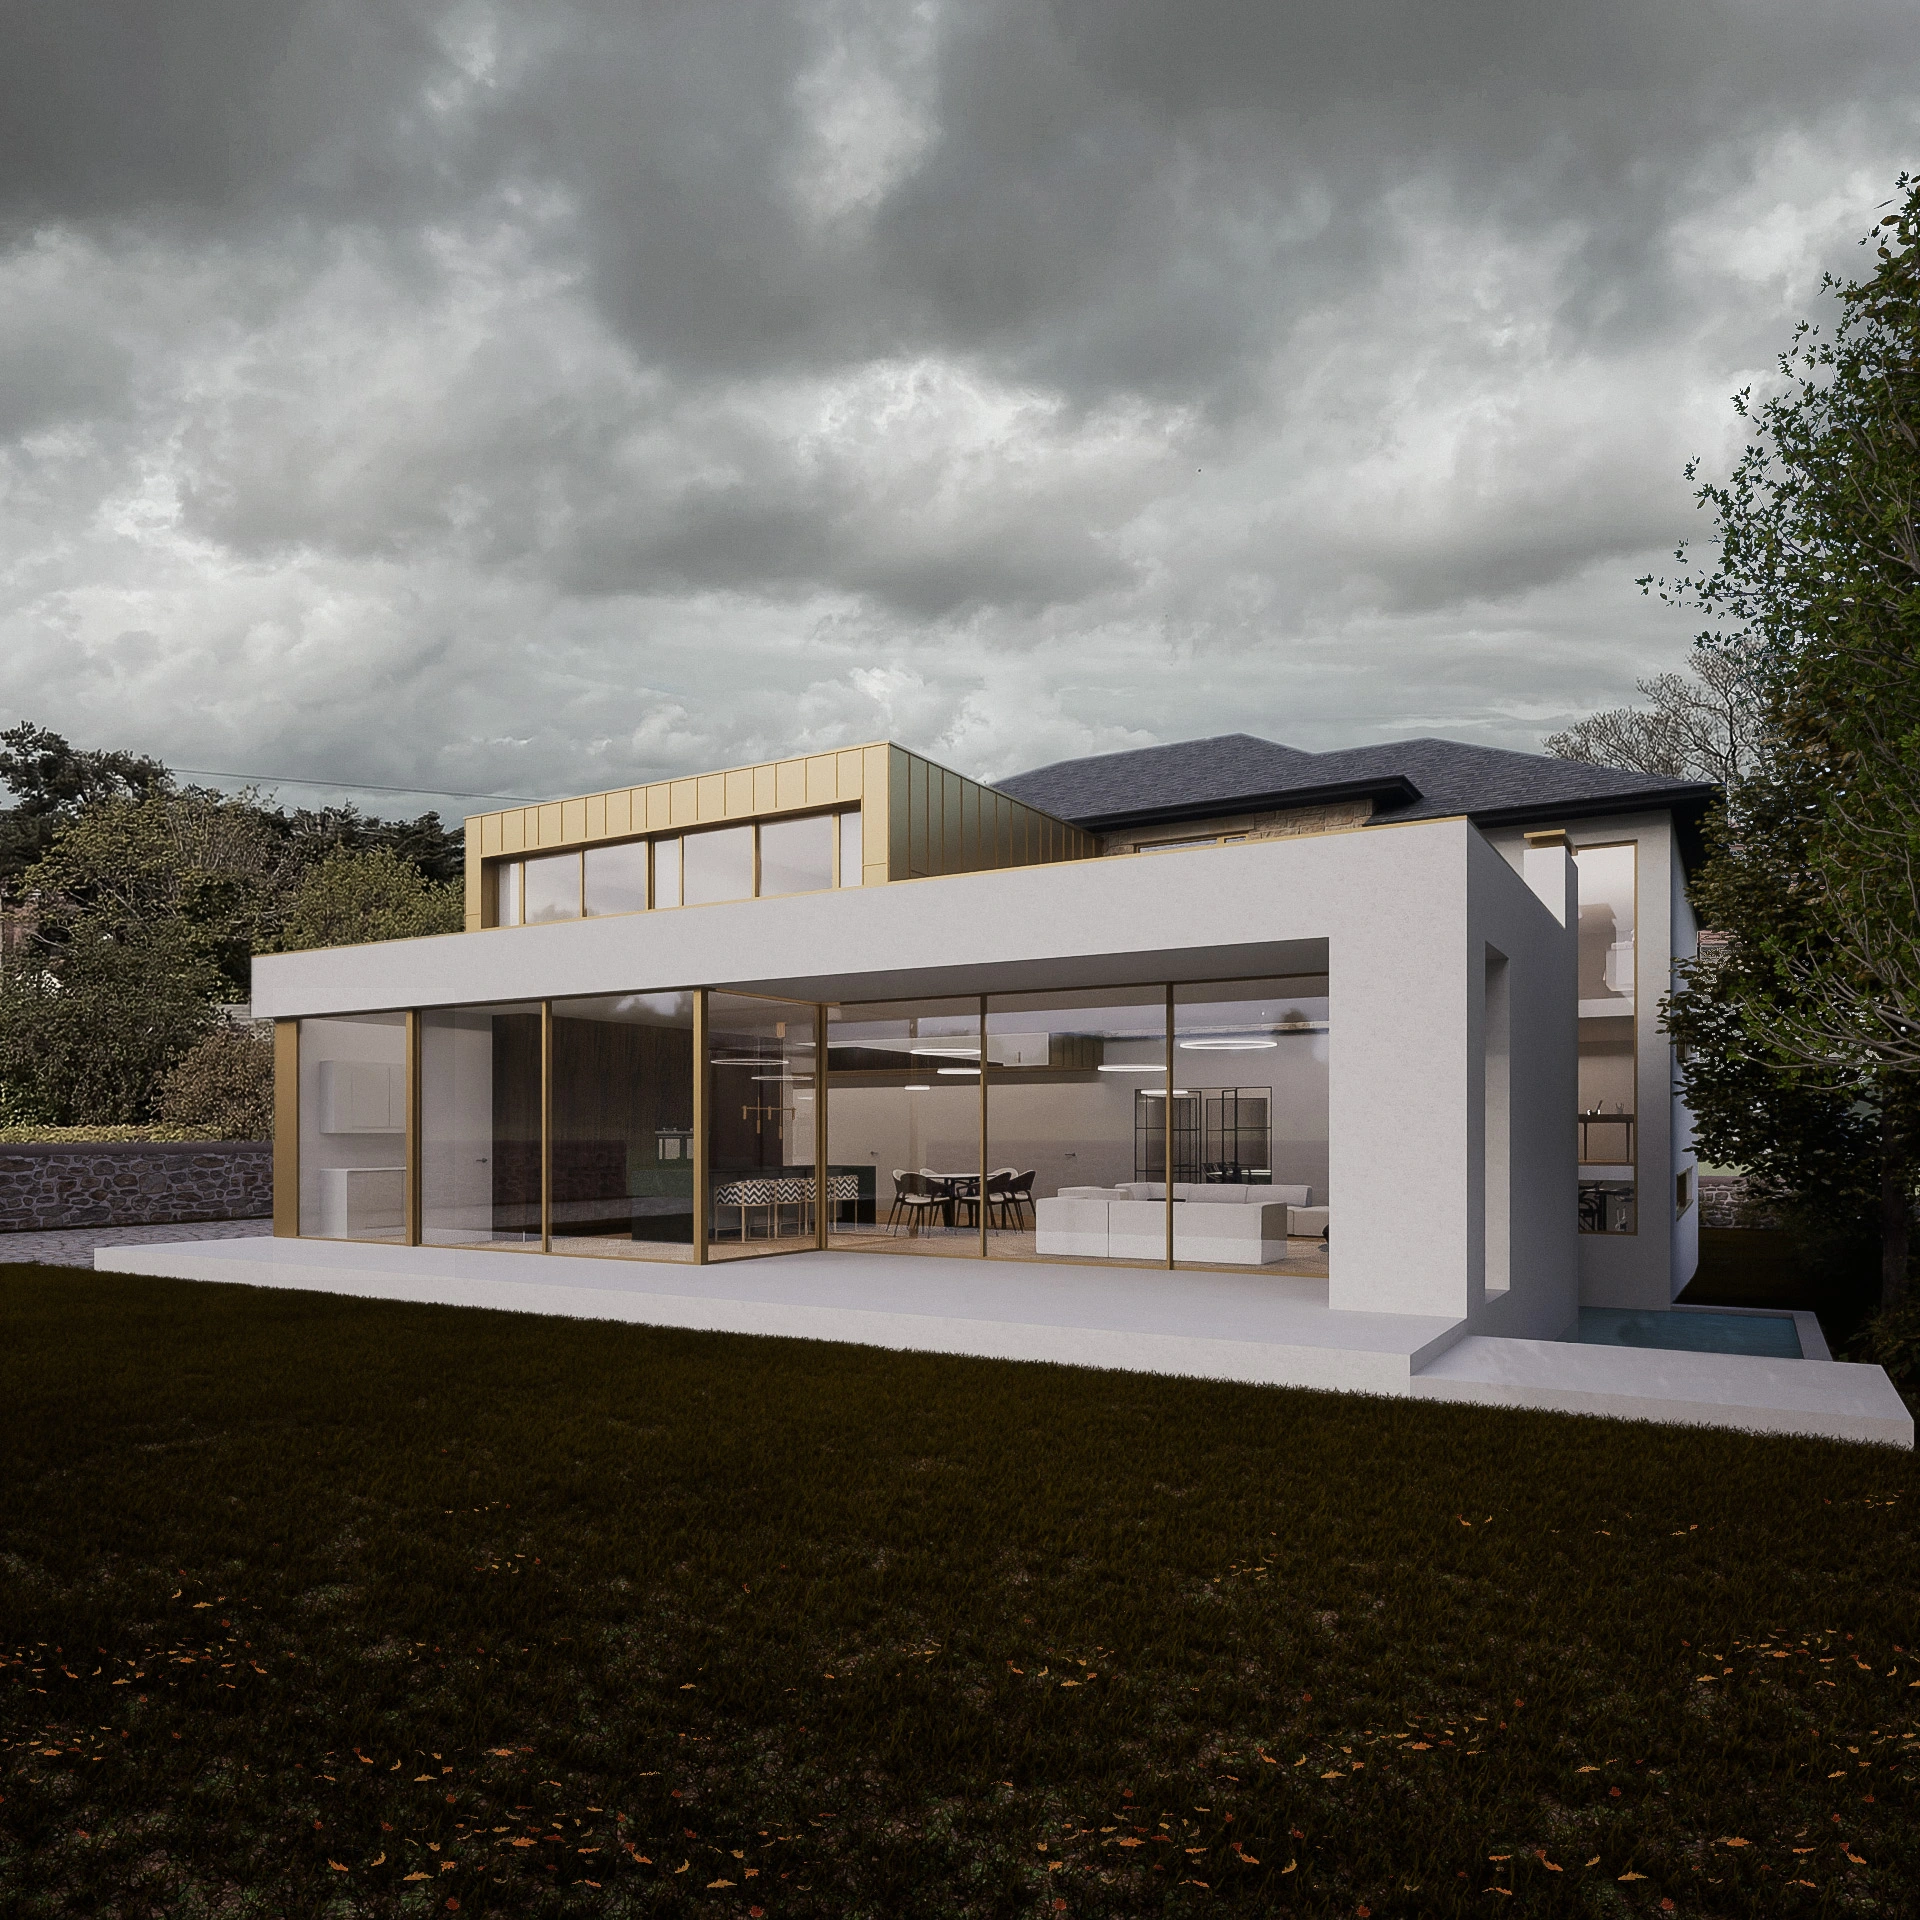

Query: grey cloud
[1,1,1917,808]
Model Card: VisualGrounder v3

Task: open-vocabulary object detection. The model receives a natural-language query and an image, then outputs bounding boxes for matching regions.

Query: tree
[0,915,221,1125]
[275,846,464,952]
[0,721,171,889]
[1657,176,1920,1308]
[22,788,307,996]
[1543,644,1763,788]
[157,1027,276,1139]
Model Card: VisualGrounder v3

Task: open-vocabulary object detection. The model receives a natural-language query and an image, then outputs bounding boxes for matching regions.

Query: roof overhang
[1468,782,1719,869]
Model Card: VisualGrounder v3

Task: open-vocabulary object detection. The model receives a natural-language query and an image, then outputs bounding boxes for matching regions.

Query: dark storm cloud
[1,2,1916,805]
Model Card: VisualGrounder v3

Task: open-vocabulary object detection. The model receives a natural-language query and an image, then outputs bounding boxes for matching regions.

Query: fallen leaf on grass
[1534,1852,1562,1872]
[486,1748,514,1757]
[1719,1837,1750,1847]
[404,1872,429,1882]
[1618,1871,1648,1882]
[1281,1860,1296,1874]
[328,1861,348,1872]
[1844,1850,1866,1866]
[1114,1838,1143,1849]
[371,1853,386,1867]
[707,1878,735,1889]
[1584,1857,1599,1867]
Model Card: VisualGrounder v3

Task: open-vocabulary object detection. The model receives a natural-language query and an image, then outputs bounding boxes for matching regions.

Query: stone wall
[0,1142,272,1233]
[1699,1173,1778,1230]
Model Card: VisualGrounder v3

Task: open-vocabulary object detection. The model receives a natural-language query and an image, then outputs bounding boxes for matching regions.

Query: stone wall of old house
[1101,797,1375,855]
[1698,1173,1779,1230]
[0,1143,272,1233]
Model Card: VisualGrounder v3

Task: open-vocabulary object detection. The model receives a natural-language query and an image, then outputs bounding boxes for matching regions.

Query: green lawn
[1,1264,1914,1918]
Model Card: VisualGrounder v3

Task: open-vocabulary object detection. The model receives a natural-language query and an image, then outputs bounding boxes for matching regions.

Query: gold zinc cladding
[464,741,1096,929]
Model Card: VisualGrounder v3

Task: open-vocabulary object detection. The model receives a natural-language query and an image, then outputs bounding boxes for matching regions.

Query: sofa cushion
[1287,1205,1329,1238]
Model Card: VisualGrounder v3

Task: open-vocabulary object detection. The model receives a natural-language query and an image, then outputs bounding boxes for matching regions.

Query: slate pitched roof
[993,732,1715,838]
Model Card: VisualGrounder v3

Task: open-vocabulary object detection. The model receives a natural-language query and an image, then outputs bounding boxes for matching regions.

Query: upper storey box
[463,741,1096,931]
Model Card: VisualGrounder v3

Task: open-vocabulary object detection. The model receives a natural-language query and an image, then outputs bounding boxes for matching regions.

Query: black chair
[886,1171,945,1235]
[947,1173,982,1229]
[1003,1170,1036,1230]
[982,1169,1016,1229]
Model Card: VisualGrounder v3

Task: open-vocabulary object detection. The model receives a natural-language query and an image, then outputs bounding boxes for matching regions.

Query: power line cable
[168,767,547,805]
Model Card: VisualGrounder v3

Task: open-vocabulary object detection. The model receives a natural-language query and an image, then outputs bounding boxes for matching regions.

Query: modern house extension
[98,733,1911,1446]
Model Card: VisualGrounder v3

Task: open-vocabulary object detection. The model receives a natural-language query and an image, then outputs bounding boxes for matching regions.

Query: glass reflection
[550,992,695,1258]
[420,1003,543,1246]
[298,1012,407,1241]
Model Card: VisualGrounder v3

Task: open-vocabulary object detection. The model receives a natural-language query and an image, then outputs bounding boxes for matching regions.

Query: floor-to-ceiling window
[300,970,1331,1273]
[1170,977,1328,1272]
[419,1002,543,1247]
[706,992,822,1260]
[824,998,982,1253]
[984,988,1169,1265]
[549,992,696,1259]
[298,1011,407,1241]
[1574,843,1637,1234]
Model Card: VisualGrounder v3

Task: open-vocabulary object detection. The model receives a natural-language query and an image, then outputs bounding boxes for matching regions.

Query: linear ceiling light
[1178,1038,1279,1051]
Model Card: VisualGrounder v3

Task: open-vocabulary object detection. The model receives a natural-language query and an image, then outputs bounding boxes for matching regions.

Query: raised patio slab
[86,1236,1912,1447]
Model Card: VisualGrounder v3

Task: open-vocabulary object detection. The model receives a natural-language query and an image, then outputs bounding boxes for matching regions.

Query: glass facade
[584,840,649,917]
[707,993,821,1260]
[824,998,981,1251]
[550,992,696,1258]
[1574,843,1637,1233]
[683,826,754,907]
[298,1012,407,1240]
[290,972,1329,1274]
[491,809,861,924]
[985,988,1167,1263]
[420,1002,543,1246]
[524,851,582,924]
[759,813,834,898]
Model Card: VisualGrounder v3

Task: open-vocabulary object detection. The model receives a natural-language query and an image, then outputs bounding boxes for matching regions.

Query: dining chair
[983,1169,1016,1229]
[886,1171,944,1235]
[1006,1170,1036,1229]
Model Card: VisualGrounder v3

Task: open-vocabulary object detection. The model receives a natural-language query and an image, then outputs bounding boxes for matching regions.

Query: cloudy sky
[2,2,1915,814]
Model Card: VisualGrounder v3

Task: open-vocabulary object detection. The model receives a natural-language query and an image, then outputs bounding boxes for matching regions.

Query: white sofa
[1036,1183,1321,1264]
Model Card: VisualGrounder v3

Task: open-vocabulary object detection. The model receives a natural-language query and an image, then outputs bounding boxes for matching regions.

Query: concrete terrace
[93,1237,1913,1449]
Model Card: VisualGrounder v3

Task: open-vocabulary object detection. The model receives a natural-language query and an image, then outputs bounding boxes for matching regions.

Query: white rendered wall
[257,816,1574,1322]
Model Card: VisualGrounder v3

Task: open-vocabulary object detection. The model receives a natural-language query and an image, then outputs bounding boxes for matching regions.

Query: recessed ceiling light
[937,1066,981,1076]
[903,1083,932,1091]
[1097,1062,1165,1071]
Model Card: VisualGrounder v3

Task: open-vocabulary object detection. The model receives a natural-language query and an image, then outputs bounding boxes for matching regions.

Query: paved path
[1,1219,273,1269]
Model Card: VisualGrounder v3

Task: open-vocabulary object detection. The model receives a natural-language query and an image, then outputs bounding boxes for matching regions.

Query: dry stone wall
[0,1143,272,1233]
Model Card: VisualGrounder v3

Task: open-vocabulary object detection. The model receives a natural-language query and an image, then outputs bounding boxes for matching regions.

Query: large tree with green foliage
[0,725,469,1124]
[1659,177,1920,1307]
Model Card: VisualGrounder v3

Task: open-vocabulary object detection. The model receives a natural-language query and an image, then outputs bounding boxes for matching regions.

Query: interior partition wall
[419,1002,544,1247]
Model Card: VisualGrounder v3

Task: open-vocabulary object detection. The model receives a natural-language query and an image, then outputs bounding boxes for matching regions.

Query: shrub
[276,847,462,951]
[156,1027,276,1140]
